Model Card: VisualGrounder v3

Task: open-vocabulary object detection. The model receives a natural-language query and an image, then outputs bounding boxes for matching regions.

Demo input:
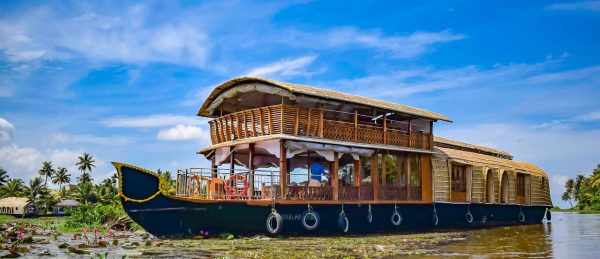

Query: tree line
[0,152,175,213]
[562,164,600,211]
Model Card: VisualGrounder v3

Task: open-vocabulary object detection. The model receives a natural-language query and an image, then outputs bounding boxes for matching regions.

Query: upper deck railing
[208,104,432,150]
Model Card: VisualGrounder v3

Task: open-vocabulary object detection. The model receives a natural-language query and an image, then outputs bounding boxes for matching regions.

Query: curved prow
[112,162,169,203]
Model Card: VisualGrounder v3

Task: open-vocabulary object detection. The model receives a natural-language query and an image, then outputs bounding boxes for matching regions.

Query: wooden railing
[209,104,432,150]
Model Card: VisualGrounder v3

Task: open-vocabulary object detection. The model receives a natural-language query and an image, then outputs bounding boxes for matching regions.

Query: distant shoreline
[550,208,600,214]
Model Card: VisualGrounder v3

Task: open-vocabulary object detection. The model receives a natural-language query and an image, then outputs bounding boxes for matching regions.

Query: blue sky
[1,1,599,207]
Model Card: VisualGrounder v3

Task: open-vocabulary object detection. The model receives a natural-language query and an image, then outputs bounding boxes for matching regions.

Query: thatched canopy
[0,197,33,207]
[197,77,452,122]
[435,146,547,177]
[434,136,513,159]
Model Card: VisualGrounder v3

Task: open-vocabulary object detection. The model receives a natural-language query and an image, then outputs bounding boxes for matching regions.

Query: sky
[1,0,599,208]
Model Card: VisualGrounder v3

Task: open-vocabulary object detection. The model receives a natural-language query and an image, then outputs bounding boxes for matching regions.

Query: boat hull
[113,162,550,237]
[121,196,549,237]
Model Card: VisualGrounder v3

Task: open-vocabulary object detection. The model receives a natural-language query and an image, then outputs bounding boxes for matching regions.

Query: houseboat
[113,77,552,237]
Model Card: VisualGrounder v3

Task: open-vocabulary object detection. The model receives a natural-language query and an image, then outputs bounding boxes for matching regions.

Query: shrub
[61,203,127,230]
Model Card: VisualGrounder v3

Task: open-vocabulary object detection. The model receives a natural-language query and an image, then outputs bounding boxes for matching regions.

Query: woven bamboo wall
[508,171,517,204]
[471,166,485,203]
[432,158,450,202]
[493,168,501,203]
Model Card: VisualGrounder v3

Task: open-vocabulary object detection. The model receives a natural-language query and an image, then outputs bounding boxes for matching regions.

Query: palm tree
[76,153,95,184]
[23,177,47,202]
[0,167,9,186]
[57,186,69,199]
[38,161,55,187]
[52,167,71,189]
[73,182,97,204]
[0,179,23,197]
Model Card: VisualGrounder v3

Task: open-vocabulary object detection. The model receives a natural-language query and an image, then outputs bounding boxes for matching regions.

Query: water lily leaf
[67,247,89,255]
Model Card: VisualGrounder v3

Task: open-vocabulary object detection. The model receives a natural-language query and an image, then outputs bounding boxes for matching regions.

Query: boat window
[517,174,526,196]
[398,154,407,187]
[452,164,467,192]
[410,154,421,187]
[360,156,372,184]
[338,154,355,186]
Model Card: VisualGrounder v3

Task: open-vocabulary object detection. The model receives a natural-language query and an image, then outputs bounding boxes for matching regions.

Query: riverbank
[0,215,467,257]
[550,207,600,214]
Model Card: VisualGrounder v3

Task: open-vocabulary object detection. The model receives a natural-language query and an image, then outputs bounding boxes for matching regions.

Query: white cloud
[103,114,206,128]
[0,5,210,67]
[437,122,600,208]
[280,28,465,58]
[0,117,15,146]
[245,54,319,78]
[157,125,209,141]
[51,133,129,145]
[546,1,600,12]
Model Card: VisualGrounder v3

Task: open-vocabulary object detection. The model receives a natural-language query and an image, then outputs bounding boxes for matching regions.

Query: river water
[428,212,600,258]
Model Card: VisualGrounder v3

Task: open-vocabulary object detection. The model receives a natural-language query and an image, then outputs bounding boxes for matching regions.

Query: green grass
[0,214,15,220]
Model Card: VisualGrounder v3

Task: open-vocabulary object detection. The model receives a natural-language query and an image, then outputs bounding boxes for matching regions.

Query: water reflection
[429,212,600,258]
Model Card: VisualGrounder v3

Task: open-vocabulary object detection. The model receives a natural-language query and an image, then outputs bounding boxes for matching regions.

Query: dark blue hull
[121,196,549,237]
[113,162,550,238]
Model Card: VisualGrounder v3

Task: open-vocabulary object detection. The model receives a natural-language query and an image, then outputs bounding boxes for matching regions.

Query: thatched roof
[0,197,33,207]
[197,77,452,122]
[434,136,512,159]
[55,199,80,207]
[435,147,547,177]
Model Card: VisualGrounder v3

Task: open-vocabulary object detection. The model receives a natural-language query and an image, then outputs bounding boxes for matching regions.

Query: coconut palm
[0,179,23,197]
[52,167,71,189]
[76,153,95,184]
[38,161,55,187]
[0,167,9,186]
[23,177,47,201]
[57,186,69,199]
[73,181,97,204]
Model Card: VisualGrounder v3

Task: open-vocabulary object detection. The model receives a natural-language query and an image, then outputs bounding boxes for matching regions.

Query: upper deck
[199,77,450,151]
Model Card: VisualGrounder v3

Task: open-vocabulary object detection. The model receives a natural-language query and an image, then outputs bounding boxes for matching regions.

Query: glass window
[452,165,467,192]
[410,154,421,187]
[398,155,407,187]
[517,174,525,196]
[360,156,372,184]
[338,154,355,186]
[385,154,397,184]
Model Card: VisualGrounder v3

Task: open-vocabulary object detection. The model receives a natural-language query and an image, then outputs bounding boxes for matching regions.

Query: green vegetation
[0,153,136,231]
[561,164,600,213]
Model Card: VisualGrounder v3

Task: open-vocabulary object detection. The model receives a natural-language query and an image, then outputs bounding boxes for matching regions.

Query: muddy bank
[0,217,467,258]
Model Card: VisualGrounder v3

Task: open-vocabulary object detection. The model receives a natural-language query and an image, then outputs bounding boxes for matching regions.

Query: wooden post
[248,143,255,198]
[229,146,235,176]
[279,140,287,199]
[408,119,413,148]
[211,156,217,178]
[372,154,379,200]
[396,155,402,187]
[219,119,226,142]
[319,108,324,137]
[383,114,388,145]
[429,121,434,150]
[381,152,387,199]
[235,112,242,139]
[332,151,339,201]
[267,106,274,135]
[307,109,312,136]
[251,110,257,137]
[280,105,284,134]
[354,110,358,142]
[354,158,361,200]
[242,111,248,139]
[294,107,299,135]
[259,108,265,136]
[406,154,411,200]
